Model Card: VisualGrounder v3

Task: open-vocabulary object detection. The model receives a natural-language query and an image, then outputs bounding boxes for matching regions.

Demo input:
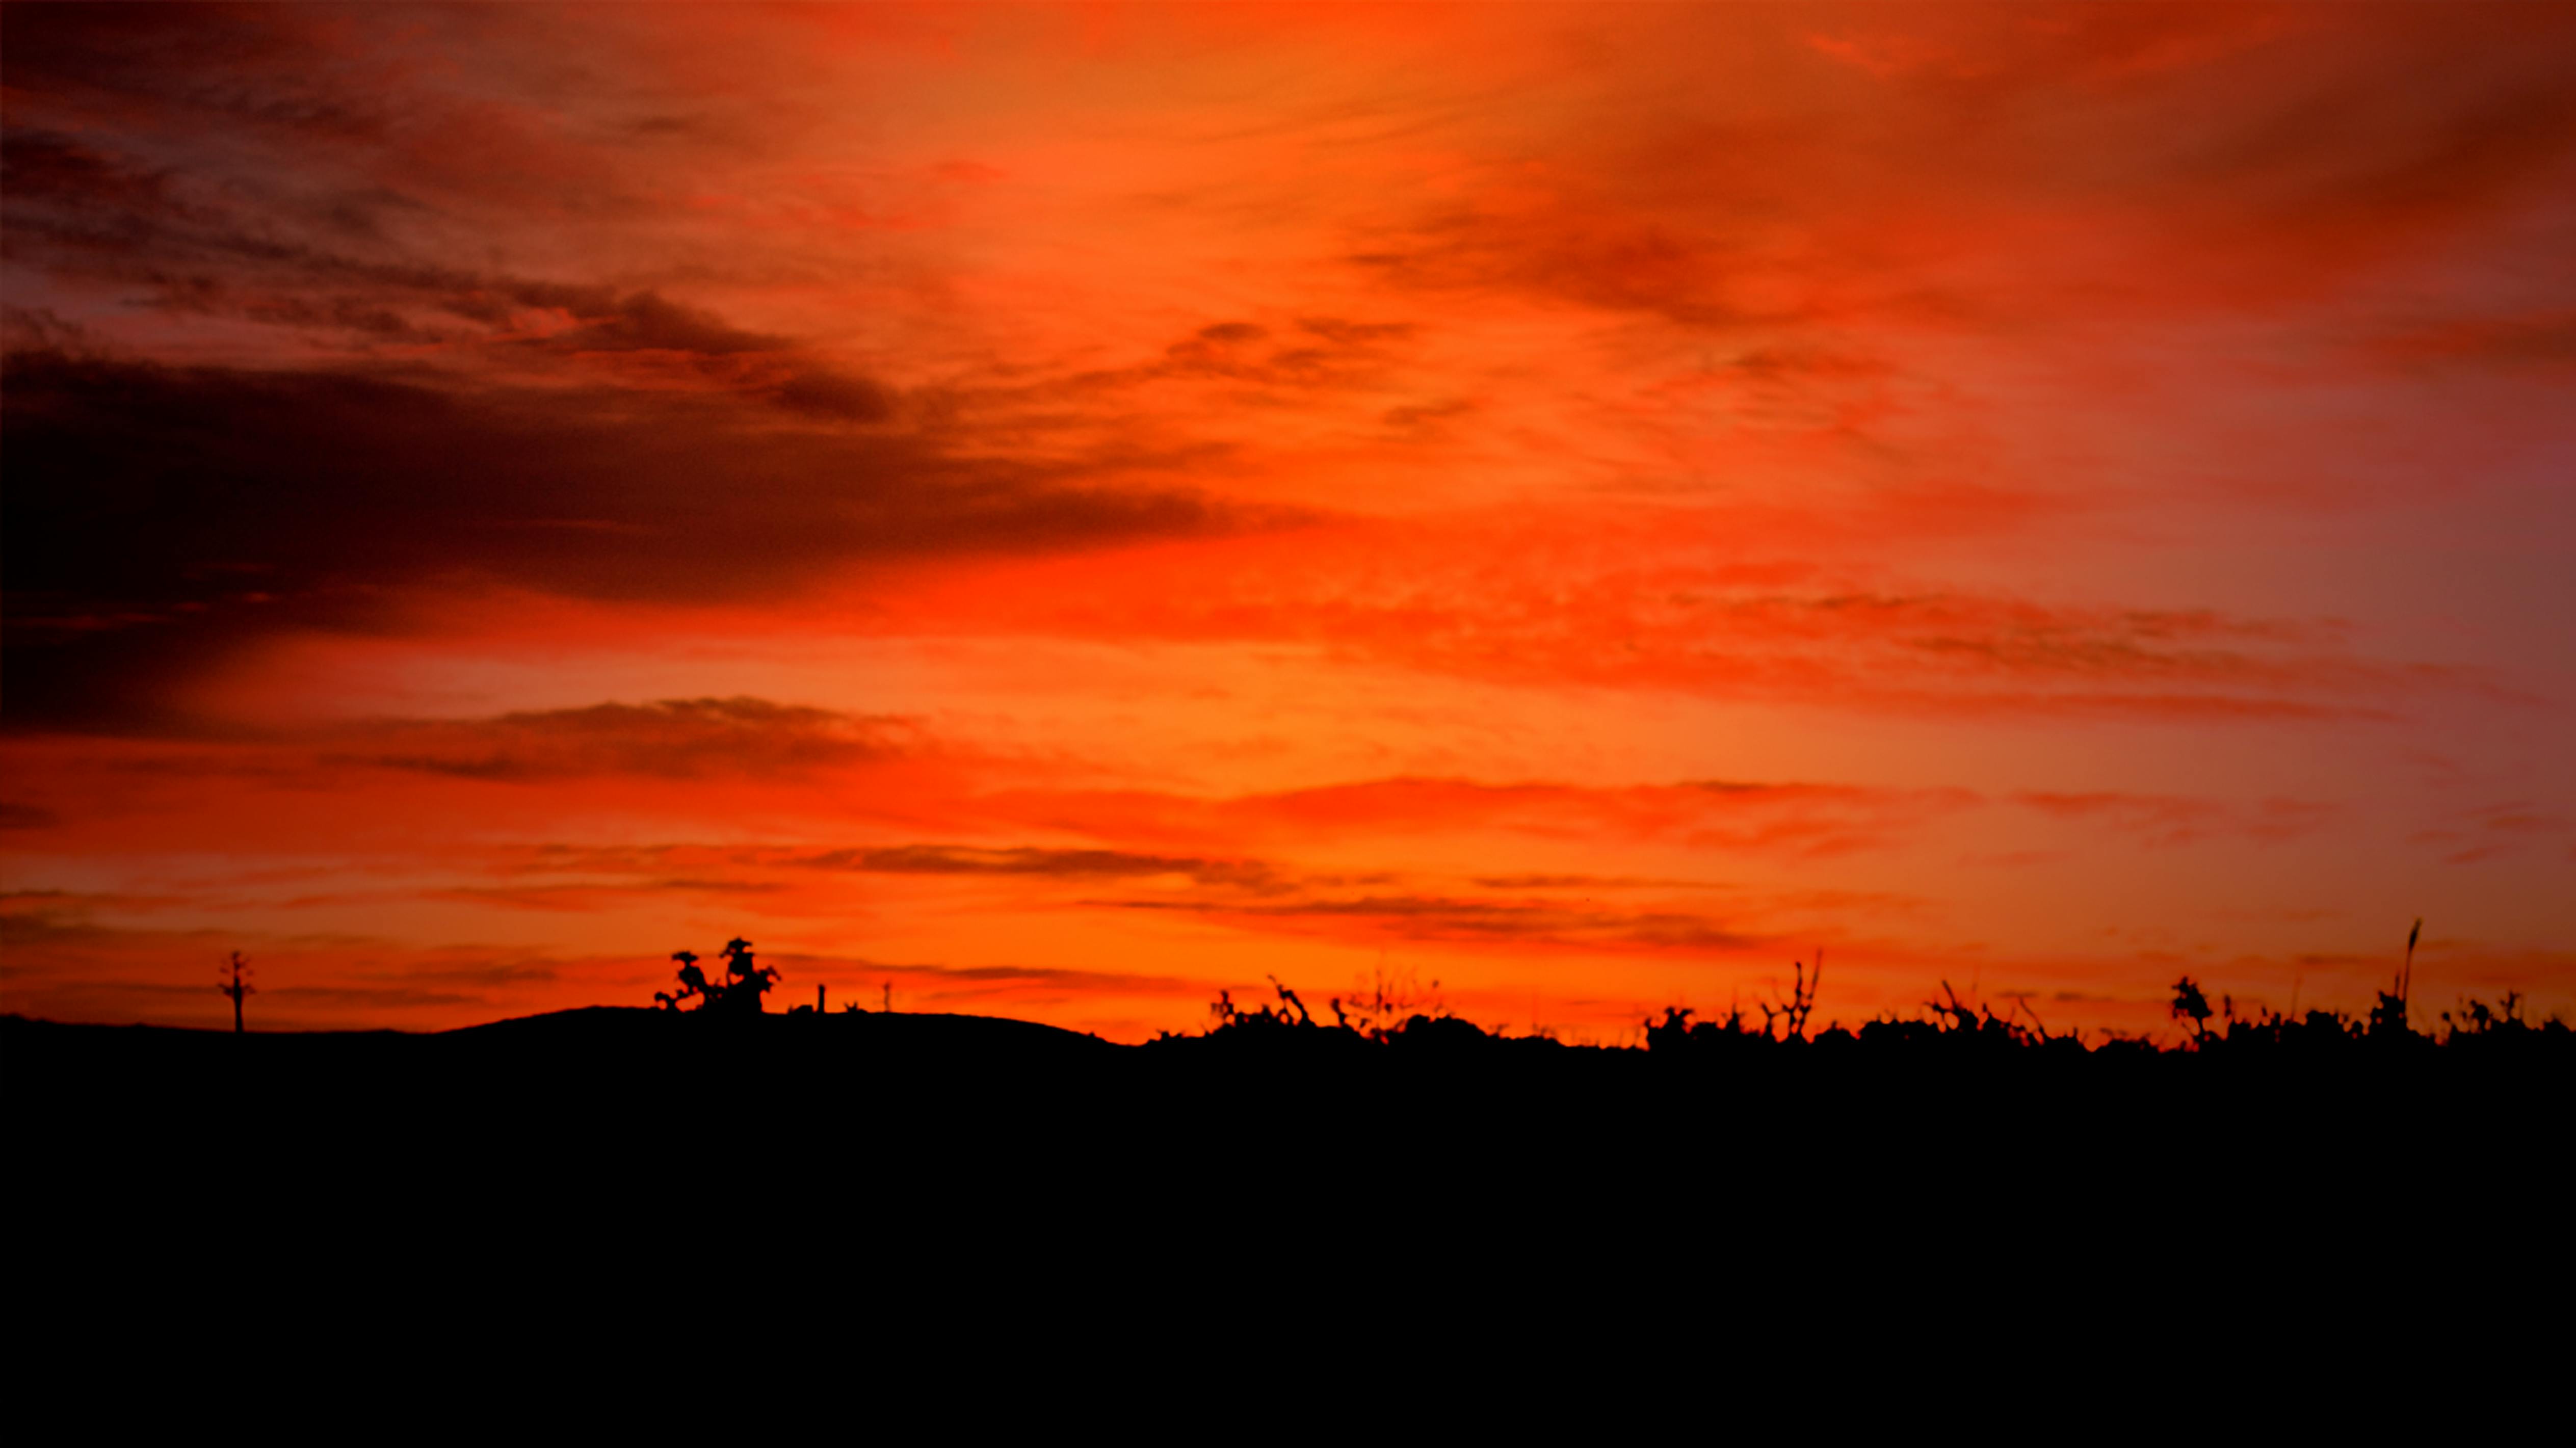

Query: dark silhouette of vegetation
[1326,962,1446,1037]
[1161,966,1486,1057]
[14,919,2559,1286]
[1152,924,2566,1070]
[2171,975,2214,1045]
[1638,955,1856,1056]
[71,920,2565,1091]
[834,981,893,1014]
[606,916,2574,1071]
[1185,977,1342,1045]
[2369,917,2422,1039]
[2442,991,2533,1042]
[218,951,252,1034]
[1762,953,1822,1039]
[654,937,778,1014]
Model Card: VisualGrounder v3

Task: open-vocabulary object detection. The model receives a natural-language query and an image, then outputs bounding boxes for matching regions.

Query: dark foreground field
[12,1003,2563,1207]
[8,1003,2564,1366]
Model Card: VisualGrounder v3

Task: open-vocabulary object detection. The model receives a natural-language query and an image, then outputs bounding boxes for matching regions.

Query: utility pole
[882,981,892,1014]
[218,951,253,1034]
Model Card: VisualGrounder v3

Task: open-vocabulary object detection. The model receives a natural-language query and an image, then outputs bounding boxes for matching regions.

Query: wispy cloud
[342,698,921,782]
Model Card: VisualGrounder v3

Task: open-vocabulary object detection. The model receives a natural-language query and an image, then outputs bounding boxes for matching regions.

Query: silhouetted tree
[2171,976,2214,1045]
[654,937,780,1014]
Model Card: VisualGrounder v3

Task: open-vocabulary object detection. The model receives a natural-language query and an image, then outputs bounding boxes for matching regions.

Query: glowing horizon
[5,3,2570,1041]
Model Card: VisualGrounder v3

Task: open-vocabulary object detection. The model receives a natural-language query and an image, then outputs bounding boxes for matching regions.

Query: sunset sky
[6,2,2571,1041]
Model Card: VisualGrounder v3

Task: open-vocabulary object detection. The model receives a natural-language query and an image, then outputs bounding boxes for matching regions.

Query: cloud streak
[2,350,1268,729]
[344,699,919,783]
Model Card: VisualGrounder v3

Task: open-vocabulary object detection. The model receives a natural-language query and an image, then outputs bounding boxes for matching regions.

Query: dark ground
[6,1006,2560,1381]
[11,1006,2560,1207]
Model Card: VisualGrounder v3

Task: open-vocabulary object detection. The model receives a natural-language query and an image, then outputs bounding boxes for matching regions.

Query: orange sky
[6,2,2572,1040]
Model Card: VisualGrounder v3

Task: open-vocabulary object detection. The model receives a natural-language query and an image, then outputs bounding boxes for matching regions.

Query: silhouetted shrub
[654,937,778,1014]
[1646,1003,1770,1057]
[1328,962,1448,1040]
[1147,927,2573,1075]
[1379,1012,1492,1055]
[2172,976,2214,1045]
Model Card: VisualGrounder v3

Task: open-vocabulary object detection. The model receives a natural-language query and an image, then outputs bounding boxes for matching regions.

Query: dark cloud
[1349,209,1777,333]
[797,844,1278,889]
[0,5,344,129]
[0,34,902,420]
[1380,398,1473,433]
[0,803,64,831]
[2013,790,2340,848]
[2367,312,2576,373]
[2407,799,2575,866]
[1343,8,2576,330]
[1468,872,1693,891]
[0,129,174,210]
[1108,890,1767,953]
[893,962,1187,996]
[2,350,1257,730]
[1296,317,1413,346]
[1052,317,1418,397]
[3,145,898,400]
[339,699,916,782]
[770,370,898,422]
[0,306,93,353]
[2177,37,2576,236]
[429,880,782,912]
[501,286,786,356]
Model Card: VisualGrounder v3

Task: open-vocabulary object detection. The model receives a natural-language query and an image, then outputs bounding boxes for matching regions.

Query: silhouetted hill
[446,1003,1122,1060]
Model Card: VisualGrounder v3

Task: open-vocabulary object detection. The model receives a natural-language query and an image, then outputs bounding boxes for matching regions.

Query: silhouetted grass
[1142,964,2567,1069]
